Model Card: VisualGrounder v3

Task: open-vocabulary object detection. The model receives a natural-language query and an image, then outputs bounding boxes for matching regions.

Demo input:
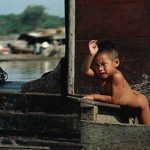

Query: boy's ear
[114,58,120,67]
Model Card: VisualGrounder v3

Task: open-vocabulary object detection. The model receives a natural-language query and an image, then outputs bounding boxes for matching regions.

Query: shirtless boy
[81,40,150,125]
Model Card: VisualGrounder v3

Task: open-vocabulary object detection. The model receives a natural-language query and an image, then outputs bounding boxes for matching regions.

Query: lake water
[0,58,62,81]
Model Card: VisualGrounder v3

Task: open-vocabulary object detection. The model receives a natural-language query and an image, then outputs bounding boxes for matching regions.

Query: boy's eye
[102,63,107,66]
[95,64,99,67]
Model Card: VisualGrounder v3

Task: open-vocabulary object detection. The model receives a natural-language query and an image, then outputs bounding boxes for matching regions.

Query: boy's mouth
[99,72,107,77]
[99,72,105,75]
[100,73,106,76]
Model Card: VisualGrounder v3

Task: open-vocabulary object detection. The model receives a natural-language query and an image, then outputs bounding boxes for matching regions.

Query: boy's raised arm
[81,54,95,77]
[81,40,98,77]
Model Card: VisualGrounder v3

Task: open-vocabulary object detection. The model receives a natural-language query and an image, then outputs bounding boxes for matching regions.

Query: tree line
[0,5,65,35]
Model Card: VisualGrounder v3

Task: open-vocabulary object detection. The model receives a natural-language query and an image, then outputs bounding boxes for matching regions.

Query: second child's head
[94,41,120,79]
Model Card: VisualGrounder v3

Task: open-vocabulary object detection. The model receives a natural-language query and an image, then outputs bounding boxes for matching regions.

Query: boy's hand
[88,40,98,55]
[83,95,95,100]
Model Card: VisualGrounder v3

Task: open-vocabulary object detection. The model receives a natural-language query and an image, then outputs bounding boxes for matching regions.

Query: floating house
[0,0,150,149]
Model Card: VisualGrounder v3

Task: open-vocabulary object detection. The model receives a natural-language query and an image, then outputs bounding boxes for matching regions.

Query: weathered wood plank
[0,136,82,150]
[0,145,49,150]
[81,121,150,150]
[0,111,80,137]
[76,1,150,39]
[0,93,80,114]
[15,138,82,150]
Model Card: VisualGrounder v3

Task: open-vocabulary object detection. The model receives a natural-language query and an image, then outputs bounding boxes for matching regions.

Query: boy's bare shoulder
[112,70,124,82]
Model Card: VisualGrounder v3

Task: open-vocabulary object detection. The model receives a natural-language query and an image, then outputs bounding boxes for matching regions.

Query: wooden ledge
[67,95,121,109]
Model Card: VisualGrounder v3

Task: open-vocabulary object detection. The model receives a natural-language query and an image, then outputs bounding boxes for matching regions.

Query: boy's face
[94,53,119,79]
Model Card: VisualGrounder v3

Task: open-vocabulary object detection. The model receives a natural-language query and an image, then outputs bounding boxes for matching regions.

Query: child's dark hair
[96,40,119,59]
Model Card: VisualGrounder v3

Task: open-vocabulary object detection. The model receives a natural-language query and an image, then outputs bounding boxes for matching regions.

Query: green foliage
[0,14,21,34]
[0,5,65,35]
[41,15,65,28]
[20,5,47,27]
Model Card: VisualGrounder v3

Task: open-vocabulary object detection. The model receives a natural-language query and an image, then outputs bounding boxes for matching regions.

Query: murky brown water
[0,58,61,81]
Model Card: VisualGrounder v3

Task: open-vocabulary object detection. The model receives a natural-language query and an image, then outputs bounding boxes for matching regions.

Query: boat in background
[0,0,150,150]
[0,27,65,58]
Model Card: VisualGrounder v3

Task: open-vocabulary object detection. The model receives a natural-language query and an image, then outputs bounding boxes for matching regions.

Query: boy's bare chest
[99,80,112,95]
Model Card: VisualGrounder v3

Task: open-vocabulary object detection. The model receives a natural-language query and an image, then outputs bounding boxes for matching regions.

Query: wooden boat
[8,44,34,54]
[0,0,150,149]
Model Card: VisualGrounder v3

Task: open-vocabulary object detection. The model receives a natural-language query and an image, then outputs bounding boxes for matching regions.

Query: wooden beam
[81,121,150,150]
[66,0,76,95]
[67,95,120,108]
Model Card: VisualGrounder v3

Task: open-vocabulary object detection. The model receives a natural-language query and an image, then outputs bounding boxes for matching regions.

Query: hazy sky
[0,0,64,17]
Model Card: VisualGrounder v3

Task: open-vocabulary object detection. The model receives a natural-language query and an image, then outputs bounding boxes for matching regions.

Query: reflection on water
[0,58,61,81]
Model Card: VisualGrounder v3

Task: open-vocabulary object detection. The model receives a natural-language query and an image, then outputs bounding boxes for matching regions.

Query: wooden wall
[75,0,150,94]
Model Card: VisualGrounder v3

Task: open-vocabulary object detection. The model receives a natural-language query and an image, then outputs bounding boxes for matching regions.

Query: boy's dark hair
[96,40,119,59]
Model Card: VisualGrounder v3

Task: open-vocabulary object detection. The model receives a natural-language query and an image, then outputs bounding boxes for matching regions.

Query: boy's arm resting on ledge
[67,95,120,109]
[83,72,124,105]
[83,94,112,103]
[83,93,120,105]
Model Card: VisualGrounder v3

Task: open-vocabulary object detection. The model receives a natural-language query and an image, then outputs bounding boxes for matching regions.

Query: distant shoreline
[0,54,63,61]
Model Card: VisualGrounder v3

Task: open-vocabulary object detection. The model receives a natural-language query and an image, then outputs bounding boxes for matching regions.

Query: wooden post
[80,103,98,122]
[66,0,75,95]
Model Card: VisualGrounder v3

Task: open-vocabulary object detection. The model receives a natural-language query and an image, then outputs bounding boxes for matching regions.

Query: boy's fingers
[89,40,98,45]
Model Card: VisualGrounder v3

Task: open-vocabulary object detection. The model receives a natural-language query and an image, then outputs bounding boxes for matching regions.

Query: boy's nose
[99,66,103,71]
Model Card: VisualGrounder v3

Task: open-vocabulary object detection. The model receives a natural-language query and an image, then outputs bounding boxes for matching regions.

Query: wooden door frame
[65,0,76,95]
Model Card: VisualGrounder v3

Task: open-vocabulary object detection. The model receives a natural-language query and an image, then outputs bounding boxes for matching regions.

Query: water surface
[0,58,61,81]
